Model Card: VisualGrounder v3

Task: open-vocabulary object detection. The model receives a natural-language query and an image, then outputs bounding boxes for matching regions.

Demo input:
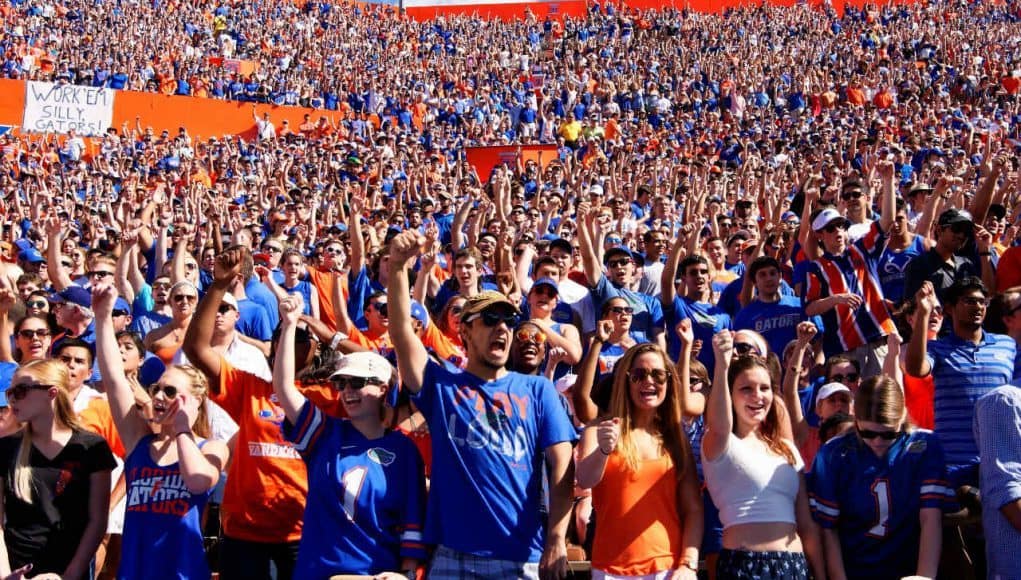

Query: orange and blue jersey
[802,222,896,356]
[283,401,427,578]
[809,430,953,579]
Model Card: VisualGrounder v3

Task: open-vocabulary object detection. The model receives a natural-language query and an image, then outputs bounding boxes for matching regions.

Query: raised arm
[676,319,706,417]
[575,202,602,287]
[272,294,307,423]
[348,186,367,274]
[877,160,896,233]
[572,324,610,424]
[92,284,148,454]
[44,215,74,291]
[784,322,817,446]
[904,282,936,378]
[388,231,429,394]
[702,330,735,462]
[181,250,243,389]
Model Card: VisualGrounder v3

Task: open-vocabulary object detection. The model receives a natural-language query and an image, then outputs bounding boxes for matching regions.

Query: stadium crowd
[0,0,1017,578]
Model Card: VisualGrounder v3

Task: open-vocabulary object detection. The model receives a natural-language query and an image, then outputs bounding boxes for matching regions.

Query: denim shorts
[716,549,808,580]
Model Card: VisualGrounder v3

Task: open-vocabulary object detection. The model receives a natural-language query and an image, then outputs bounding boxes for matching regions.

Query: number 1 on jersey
[867,479,891,538]
[341,466,368,521]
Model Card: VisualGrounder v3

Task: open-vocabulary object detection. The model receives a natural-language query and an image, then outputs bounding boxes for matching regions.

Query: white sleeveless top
[703,432,804,529]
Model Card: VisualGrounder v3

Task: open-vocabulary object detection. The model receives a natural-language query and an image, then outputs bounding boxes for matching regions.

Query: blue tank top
[118,435,211,580]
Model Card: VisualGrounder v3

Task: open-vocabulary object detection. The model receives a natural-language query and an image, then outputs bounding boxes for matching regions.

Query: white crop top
[702,432,804,529]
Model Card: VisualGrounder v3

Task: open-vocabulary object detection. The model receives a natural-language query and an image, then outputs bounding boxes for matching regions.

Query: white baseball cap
[816,382,852,405]
[811,208,850,232]
[329,352,393,383]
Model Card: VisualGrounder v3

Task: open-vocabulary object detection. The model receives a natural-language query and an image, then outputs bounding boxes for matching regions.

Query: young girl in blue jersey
[273,294,426,580]
[93,284,229,580]
[809,375,951,580]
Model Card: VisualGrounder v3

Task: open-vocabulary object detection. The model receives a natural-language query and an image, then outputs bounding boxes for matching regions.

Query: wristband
[328,331,348,350]
[175,430,193,439]
[599,446,612,456]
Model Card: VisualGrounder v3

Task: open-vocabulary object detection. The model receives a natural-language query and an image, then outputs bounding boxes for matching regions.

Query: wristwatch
[680,559,698,572]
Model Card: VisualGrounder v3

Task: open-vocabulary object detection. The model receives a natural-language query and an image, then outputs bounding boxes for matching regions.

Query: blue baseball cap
[410,300,429,328]
[113,297,131,316]
[531,277,559,295]
[18,248,44,263]
[603,246,636,265]
[50,286,92,309]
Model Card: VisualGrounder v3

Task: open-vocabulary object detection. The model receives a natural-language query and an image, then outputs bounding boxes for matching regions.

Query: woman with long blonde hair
[93,283,228,580]
[702,330,825,579]
[0,359,116,579]
[577,342,704,579]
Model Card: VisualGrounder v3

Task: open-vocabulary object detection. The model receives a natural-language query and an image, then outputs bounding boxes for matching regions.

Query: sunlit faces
[117,334,143,372]
[455,256,480,289]
[7,371,57,423]
[445,299,467,335]
[951,289,989,328]
[603,297,633,332]
[817,391,852,420]
[628,352,669,411]
[148,368,198,426]
[527,283,558,316]
[817,220,849,254]
[827,362,861,390]
[732,365,773,431]
[57,346,92,388]
[461,305,517,370]
[15,319,51,362]
[683,263,711,295]
[333,376,386,420]
[856,419,902,457]
[511,323,547,370]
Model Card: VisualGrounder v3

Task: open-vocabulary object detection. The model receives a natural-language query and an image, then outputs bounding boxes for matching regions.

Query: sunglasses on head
[628,368,670,384]
[515,329,546,344]
[857,426,901,440]
[147,383,179,398]
[829,372,859,383]
[333,376,385,391]
[172,294,197,303]
[8,382,52,400]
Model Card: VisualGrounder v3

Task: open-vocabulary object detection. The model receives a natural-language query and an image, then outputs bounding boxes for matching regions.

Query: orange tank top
[591,451,683,576]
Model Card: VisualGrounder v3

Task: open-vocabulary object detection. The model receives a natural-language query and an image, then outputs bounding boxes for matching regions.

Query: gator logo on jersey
[907,440,927,454]
[367,448,396,466]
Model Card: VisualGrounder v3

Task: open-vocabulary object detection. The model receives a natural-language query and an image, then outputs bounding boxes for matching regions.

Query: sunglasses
[468,310,519,327]
[857,427,901,440]
[823,222,848,234]
[370,302,388,316]
[89,270,114,279]
[18,329,50,339]
[734,342,762,356]
[450,305,465,316]
[323,247,343,255]
[185,263,199,270]
[610,306,634,315]
[172,294,197,303]
[152,282,171,290]
[607,258,632,268]
[515,329,547,344]
[217,304,236,314]
[26,300,47,309]
[719,222,733,228]
[261,245,283,253]
[8,382,52,400]
[949,223,973,235]
[333,376,385,391]
[840,191,864,201]
[628,368,671,384]
[61,261,72,268]
[829,372,860,383]
[147,383,179,399]
[959,296,989,307]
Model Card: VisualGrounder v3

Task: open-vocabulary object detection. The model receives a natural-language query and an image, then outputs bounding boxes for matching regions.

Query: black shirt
[0,429,116,577]
[902,247,981,305]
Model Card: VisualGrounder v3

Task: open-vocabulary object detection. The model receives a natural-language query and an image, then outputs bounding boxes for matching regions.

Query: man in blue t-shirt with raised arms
[388,230,577,579]
[734,256,816,356]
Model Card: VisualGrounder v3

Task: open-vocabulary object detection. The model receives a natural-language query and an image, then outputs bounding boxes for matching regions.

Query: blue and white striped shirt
[927,332,1019,467]
[973,386,1021,579]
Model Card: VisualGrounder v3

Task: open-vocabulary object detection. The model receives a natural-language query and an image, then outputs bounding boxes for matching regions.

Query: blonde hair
[606,343,690,481]
[854,375,909,431]
[164,365,211,439]
[12,360,80,504]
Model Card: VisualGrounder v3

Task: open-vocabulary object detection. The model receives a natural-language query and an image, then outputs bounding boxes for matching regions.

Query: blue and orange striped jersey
[284,401,427,578]
[802,222,896,356]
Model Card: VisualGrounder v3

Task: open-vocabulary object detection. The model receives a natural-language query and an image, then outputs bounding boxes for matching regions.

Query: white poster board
[22,81,115,136]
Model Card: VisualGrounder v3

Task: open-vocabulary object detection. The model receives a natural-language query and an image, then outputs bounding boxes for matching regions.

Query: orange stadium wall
[0,78,324,142]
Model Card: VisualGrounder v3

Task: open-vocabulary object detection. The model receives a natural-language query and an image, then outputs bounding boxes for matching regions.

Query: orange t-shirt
[306,267,339,332]
[591,452,683,576]
[79,397,126,458]
[212,359,343,543]
[350,326,393,354]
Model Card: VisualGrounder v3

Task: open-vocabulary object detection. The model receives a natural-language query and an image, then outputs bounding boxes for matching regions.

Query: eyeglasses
[607,258,632,268]
[147,383,179,399]
[734,342,763,356]
[609,306,634,315]
[217,304,236,314]
[515,329,547,344]
[8,382,52,400]
[17,328,51,339]
[370,302,388,316]
[333,376,385,391]
[172,294,197,304]
[823,222,848,234]
[467,310,519,327]
[857,426,901,440]
[323,247,343,255]
[260,245,283,253]
[840,191,864,201]
[628,368,670,384]
[152,282,171,290]
[89,270,114,279]
[959,296,989,307]
[829,372,860,383]
[719,221,733,228]
[26,300,47,309]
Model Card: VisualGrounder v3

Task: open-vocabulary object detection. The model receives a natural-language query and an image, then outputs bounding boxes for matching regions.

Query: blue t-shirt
[236,298,274,341]
[666,296,731,374]
[245,278,280,329]
[591,275,664,341]
[348,266,384,330]
[120,435,211,580]
[414,361,577,561]
[282,280,316,316]
[810,430,953,579]
[733,295,816,357]
[877,234,926,305]
[284,402,427,577]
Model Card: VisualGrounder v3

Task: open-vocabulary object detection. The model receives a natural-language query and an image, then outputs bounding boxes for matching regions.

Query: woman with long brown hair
[810,375,949,579]
[577,342,703,579]
[0,359,116,579]
[702,330,825,579]
[93,283,228,580]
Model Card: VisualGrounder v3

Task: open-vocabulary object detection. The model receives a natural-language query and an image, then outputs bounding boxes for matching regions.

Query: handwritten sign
[22,81,114,136]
